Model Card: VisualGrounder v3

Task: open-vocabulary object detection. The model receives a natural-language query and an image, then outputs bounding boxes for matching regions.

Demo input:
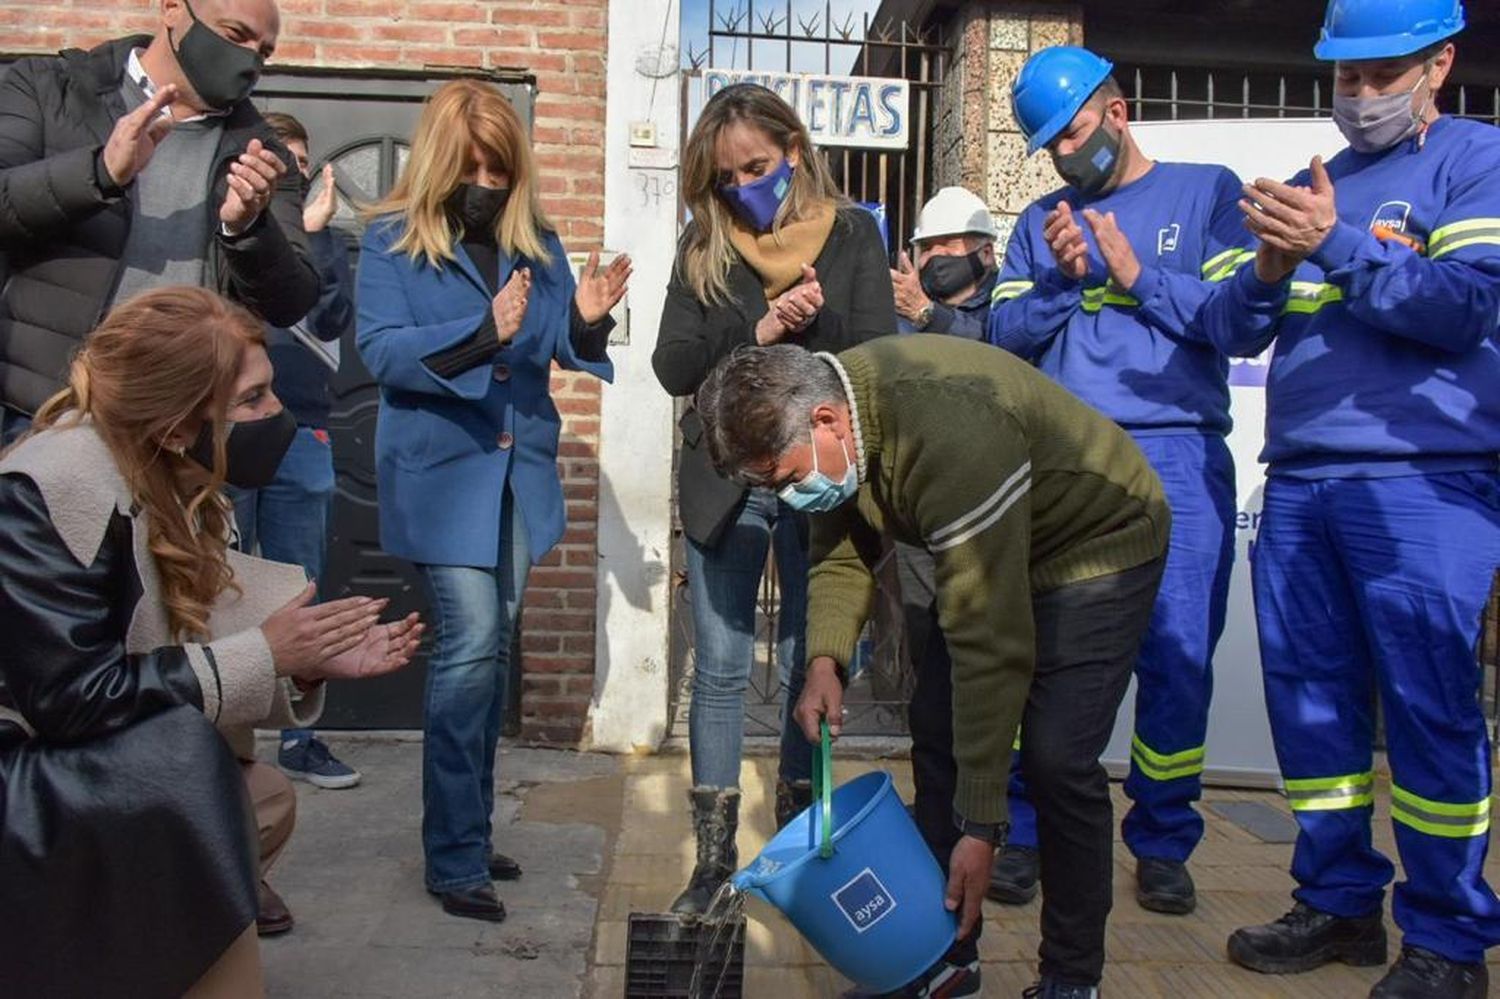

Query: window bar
[1207,71,1215,119]
[1171,69,1179,120]
[1243,74,1251,119]
[1134,67,1144,120]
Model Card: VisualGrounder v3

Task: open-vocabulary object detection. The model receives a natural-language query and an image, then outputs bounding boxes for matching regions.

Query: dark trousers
[901,544,1163,985]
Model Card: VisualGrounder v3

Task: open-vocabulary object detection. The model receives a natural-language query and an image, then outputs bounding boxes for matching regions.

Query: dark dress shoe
[1136,857,1197,915]
[256,880,294,936]
[488,851,523,881]
[438,883,508,923]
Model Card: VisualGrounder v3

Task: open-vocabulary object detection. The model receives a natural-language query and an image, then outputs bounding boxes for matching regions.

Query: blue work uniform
[988,161,1265,862]
[1204,115,1500,963]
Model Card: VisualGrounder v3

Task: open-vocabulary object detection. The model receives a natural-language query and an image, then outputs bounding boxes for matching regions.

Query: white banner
[702,69,910,150]
[1100,118,1347,787]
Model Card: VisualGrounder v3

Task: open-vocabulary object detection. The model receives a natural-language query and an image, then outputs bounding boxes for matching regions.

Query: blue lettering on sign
[848,85,877,139]
[831,868,898,934]
[805,80,828,133]
[879,84,904,138]
[829,80,852,135]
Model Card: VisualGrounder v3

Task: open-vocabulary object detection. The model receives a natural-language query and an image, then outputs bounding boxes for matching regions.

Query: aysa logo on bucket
[831,868,898,934]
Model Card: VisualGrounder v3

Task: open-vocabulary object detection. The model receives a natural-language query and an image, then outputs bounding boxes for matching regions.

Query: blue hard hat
[1011,46,1115,155]
[1315,0,1465,61]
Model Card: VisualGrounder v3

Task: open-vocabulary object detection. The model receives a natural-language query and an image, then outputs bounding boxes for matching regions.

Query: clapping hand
[1241,156,1338,264]
[221,138,287,235]
[574,251,632,325]
[1081,209,1141,291]
[1043,201,1091,282]
[102,83,177,188]
[302,163,338,234]
[492,268,532,345]
[890,251,932,322]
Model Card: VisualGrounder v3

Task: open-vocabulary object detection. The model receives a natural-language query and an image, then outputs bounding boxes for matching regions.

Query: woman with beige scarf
[652,82,896,914]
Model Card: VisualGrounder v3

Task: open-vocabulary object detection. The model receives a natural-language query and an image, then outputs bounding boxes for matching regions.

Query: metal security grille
[1113,61,1500,126]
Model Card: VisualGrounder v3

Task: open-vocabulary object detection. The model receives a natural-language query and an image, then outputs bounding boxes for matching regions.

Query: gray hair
[695,345,847,486]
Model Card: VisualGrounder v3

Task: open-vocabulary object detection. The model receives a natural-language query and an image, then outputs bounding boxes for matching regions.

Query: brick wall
[6,0,609,745]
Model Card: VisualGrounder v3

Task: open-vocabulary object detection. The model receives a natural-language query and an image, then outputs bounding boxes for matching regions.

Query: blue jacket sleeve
[354,225,495,401]
[1307,148,1500,353]
[303,227,355,342]
[1132,168,1271,349]
[897,300,987,339]
[986,207,1082,359]
[1194,261,1291,358]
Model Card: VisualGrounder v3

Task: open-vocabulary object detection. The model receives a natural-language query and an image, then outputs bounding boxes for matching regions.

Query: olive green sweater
[806,335,1170,825]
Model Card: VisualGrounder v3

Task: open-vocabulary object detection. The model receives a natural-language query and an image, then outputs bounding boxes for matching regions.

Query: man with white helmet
[983,44,1270,970]
[1216,3,1499,996]
[891,186,999,338]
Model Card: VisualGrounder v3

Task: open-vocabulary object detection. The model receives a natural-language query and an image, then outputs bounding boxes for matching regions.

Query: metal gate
[667,6,949,742]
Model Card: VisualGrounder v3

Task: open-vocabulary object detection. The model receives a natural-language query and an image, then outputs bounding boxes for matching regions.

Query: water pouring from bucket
[730,722,957,994]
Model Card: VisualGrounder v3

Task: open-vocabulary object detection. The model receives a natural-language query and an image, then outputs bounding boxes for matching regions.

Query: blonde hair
[679,84,844,305]
[25,287,264,641]
[366,78,552,267]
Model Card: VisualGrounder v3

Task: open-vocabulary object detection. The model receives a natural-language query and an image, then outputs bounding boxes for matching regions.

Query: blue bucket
[730,724,956,993]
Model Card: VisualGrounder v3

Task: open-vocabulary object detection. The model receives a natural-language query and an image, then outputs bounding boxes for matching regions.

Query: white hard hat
[910,186,999,244]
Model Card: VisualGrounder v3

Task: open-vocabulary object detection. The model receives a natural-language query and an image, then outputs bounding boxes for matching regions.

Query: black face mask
[187,408,297,489]
[169,0,264,110]
[446,183,512,236]
[920,249,991,302]
[1052,121,1122,196]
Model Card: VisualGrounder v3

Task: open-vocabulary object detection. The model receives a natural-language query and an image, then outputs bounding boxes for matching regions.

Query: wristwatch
[953,808,1007,846]
[913,302,935,331]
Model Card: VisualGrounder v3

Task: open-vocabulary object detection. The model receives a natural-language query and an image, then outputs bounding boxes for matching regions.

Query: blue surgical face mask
[718,157,794,232]
[779,425,858,513]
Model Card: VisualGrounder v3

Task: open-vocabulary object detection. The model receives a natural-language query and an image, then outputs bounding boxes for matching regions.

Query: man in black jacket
[0,0,319,441]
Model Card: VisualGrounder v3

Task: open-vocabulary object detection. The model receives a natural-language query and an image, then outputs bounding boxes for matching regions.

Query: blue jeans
[230,426,336,746]
[1,408,31,446]
[684,489,812,790]
[416,494,531,892]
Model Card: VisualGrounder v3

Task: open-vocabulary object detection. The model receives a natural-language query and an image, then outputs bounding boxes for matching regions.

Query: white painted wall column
[588,0,681,752]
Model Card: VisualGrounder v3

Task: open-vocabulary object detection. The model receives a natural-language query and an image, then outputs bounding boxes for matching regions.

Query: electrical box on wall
[629,121,658,147]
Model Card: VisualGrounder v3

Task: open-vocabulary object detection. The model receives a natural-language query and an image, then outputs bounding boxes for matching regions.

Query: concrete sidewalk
[259,737,1500,997]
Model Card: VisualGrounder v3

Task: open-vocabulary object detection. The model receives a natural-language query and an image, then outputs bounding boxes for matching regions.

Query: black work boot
[988,844,1040,904]
[670,787,740,916]
[1227,901,1387,974]
[774,779,813,830]
[1370,946,1488,998]
[1136,857,1197,915]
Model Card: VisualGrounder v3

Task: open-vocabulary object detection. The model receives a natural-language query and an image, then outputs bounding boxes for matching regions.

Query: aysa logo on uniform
[1369,200,1412,234]
[1369,200,1427,254]
[1157,223,1181,256]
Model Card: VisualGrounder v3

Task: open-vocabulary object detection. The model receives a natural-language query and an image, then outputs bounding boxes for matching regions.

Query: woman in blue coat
[357,79,630,922]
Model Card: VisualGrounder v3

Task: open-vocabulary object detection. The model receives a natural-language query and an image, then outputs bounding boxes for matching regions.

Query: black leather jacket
[0,472,258,997]
[0,35,320,415]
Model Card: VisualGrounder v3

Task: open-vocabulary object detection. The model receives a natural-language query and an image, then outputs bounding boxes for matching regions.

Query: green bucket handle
[810,719,835,859]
